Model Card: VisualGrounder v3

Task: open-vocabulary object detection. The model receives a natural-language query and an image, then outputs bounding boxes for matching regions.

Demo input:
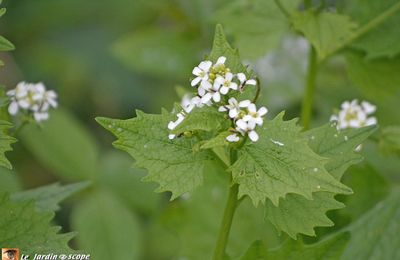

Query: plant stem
[212,183,240,260]
[324,1,400,59]
[304,0,312,9]
[300,46,318,130]
[274,0,290,19]
[252,78,261,103]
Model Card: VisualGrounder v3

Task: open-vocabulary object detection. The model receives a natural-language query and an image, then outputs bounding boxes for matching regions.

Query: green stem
[304,0,312,9]
[300,46,318,130]
[274,0,290,18]
[252,78,261,103]
[324,1,400,59]
[212,183,240,260]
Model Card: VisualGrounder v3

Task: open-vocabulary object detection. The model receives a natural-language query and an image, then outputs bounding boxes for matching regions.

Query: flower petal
[220,86,229,95]
[258,107,268,116]
[248,130,259,142]
[199,61,212,71]
[239,100,251,108]
[216,56,226,64]
[191,77,201,87]
[226,134,240,142]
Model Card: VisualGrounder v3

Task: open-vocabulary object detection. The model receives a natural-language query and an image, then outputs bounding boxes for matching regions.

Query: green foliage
[20,109,98,180]
[214,0,296,59]
[346,51,400,98]
[241,232,349,260]
[0,120,16,169]
[11,181,90,211]
[342,188,400,260]
[291,10,357,59]
[96,109,213,200]
[0,194,75,255]
[344,0,400,59]
[264,123,375,238]
[71,191,142,260]
[231,113,352,207]
[379,126,400,156]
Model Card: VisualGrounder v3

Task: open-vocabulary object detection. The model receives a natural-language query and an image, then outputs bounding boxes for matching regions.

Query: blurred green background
[1,0,399,259]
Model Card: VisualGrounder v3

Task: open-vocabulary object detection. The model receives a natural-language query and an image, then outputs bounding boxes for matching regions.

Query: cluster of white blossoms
[219,98,267,142]
[168,56,268,142]
[7,82,58,122]
[330,99,377,130]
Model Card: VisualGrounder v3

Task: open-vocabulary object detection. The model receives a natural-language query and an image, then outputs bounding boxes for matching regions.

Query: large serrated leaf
[264,123,376,238]
[0,194,75,255]
[96,109,213,200]
[231,113,352,207]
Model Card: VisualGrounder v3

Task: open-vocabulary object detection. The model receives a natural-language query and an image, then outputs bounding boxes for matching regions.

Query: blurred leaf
[11,181,90,212]
[20,109,98,180]
[344,0,400,59]
[200,131,230,149]
[0,35,14,51]
[71,191,141,260]
[342,187,400,260]
[291,10,357,59]
[98,151,160,215]
[0,120,16,169]
[214,0,295,59]
[96,109,213,200]
[112,27,200,78]
[379,126,400,156]
[264,124,376,238]
[346,51,400,98]
[0,194,75,254]
[232,113,352,207]
[172,106,230,134]
[341,164,389,220]
[241,232,349,260]
[0,167,20,193]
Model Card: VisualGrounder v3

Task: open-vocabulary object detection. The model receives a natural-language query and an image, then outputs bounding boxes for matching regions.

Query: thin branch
[274,0,290,19]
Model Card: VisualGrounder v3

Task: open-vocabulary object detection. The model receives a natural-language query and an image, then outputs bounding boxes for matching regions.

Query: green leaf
[112,27,200,78]
[0,167,20,193]
[305,123,377,180]
[209,24,250,76]
[172,106,230,135]
[379,126,400,156]
[344,0,400,59]
[213,0,295,59]
[0,194,74,255]
[291,11,357,59]
[0,120,16,169]
[266,192,344,238]
[342,188,400,260]
[11,181,90,212]
[71,191,141,260]
[241,232,350,260]
[200,131,231,150]
[231,113,352,207]
[0,35,14,51]
[264,123,376,238]
[96,109,213,200]
[20,109,98,180]
[346,51,400,98]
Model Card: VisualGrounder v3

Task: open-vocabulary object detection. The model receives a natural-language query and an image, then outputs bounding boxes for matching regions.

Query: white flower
[168,112,186,139]
[235,119,259,142]
[226,133,240,142]
[242,103,268,126]
[218,98,250,119]
[181,95,203,113]
[201,83,221,104]
[191,60,212,87]
[237,73,257,89]
[7,81,58,122]
[331,99,377,129]
[214,72,238,95]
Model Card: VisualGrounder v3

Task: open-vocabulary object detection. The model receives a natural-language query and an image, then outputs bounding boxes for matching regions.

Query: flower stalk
[301,46,318,130]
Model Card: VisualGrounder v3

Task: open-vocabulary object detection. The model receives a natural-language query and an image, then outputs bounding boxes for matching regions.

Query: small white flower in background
[181,94,203,113]
[218,98,250,119]
[330,99,377,130]
[243,103,268,126]
[7,81,58,122]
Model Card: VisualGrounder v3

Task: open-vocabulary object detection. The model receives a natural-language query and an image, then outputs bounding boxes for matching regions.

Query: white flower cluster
[7,82,58,122]
[330,100,377,130]
[168,56,267,143]
[219,98,267,142]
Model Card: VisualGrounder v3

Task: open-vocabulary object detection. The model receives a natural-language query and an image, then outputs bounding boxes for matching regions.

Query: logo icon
[2,248,20,260]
